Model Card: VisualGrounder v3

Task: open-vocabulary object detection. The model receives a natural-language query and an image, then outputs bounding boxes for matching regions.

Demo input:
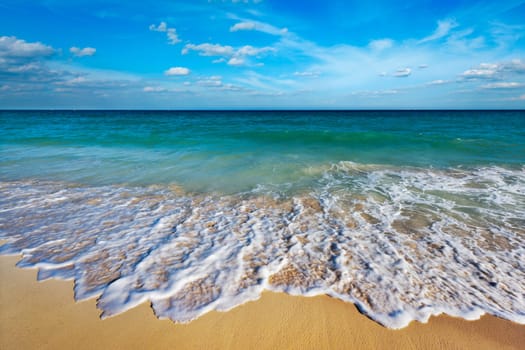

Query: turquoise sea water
[1,110,524,328]
[1,110,524,192]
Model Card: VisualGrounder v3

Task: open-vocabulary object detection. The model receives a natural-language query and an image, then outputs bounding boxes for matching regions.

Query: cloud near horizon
[164,67,190,76]
[0,36,54,58]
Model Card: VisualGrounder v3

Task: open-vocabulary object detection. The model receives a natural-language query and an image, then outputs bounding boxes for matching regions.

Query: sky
[0,0,524,109]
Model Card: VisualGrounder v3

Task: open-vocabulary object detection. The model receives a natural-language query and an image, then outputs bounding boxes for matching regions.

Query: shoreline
[1,255,524,349]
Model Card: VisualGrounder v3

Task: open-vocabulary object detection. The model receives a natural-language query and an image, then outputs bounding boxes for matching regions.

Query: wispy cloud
[182,43,234,56]
[293,71,320,78]
[196,75,222,87]
[143,86,167,92]
[490,22,524,48]
[235,70,293,92]
[236,45,275,56]
[230,22,256,32]
[481,82,523,89]
[418,19,458,44]
[368,39,394,51]
[229,20,288,36]
[70,47,96,57]
[351,89,400,97]
[446,28,485,51]
[508,94,525,101]
[425,79,450,86]
[394,68,411,77]
[192,75,245,92]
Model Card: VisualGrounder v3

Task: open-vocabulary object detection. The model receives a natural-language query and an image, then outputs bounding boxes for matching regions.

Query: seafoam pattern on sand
[1,162,524,329]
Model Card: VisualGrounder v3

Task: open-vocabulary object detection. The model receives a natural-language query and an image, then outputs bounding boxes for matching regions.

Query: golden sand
[1,255,523,350]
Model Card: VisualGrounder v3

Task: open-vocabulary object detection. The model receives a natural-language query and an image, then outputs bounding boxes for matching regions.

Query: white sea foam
[0,163,524,329]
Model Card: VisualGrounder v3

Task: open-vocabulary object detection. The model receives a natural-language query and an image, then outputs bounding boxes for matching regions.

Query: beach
[1,111,524,348]
[1,255,524,350]
[2,0,525,345]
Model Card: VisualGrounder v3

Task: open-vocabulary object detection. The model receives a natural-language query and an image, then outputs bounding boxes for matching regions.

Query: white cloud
[351,89,399,97]
[0,36,54,58]
[5,62,40,73]
[194,76,243,92]
[53,76,92,86]
[481,82,523,89]
[461,64,498,79]
[182,43,234,56]
[459,60,525,82]
[426,79,450,86]
[183,43,274,58]
[54,87,71,93]
[164,67,190,76]
[230,22,256,32]
[149,21,181,45]
[220,83,243,91]
[197,76,223,87]
[182,42,275,66]
[394,68,411,77]
[228,57,245,66]
[229,20,288,36]
[419,19,459,43]
[368,39,393,51]
[502,59,525,74]
[70,47,96,57]
[149,22,167,32]
[66,76,87,84]
[53,72,111,88]
[236,45,275,56]
[294,71,320,78]
[166,30,181,45]
[144,86,167,92]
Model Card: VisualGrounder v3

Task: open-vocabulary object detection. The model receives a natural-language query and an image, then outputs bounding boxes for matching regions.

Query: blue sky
[0,0,524,108]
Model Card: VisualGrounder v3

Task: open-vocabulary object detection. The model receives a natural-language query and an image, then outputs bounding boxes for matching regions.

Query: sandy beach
[1,255,523,349]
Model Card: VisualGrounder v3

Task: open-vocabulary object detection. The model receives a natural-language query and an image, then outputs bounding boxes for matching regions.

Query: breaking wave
[1,162,524,329]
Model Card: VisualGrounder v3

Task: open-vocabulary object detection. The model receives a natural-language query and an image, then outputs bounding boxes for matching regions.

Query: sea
[0,110,524,329]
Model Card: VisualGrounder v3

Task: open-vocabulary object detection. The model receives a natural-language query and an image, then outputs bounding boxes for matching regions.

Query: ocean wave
[1,163,524,329]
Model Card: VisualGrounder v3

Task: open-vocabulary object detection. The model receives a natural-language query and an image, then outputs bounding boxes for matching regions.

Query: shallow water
[1,110,524,328]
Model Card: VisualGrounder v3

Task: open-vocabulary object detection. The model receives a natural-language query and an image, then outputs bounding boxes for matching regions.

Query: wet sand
[0,255,523,350]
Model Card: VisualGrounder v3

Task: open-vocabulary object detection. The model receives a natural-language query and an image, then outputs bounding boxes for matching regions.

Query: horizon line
[1,108,524,112]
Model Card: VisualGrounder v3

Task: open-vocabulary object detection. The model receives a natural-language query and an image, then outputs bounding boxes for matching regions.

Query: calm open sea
[1,110,524,328]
